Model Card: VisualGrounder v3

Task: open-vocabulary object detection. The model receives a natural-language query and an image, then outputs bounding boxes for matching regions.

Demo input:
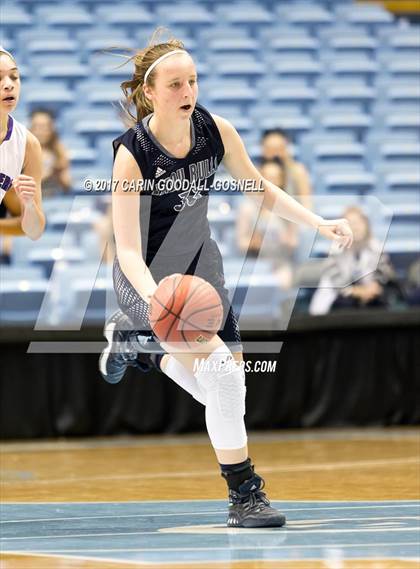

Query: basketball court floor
[1,428,419,568]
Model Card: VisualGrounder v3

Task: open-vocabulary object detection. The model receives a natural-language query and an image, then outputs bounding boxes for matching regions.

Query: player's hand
[12,175,37,207]
[318,218,353,249]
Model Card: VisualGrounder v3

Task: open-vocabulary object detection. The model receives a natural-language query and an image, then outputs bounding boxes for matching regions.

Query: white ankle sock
[162,356,206,405]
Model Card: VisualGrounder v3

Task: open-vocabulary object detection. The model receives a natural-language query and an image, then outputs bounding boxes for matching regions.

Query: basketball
[149,274,224,349]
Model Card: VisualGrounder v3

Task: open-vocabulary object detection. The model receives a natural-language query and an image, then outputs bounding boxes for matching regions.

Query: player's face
[0,55,20,115]
[262,134,289,161]
[148,54,198,119]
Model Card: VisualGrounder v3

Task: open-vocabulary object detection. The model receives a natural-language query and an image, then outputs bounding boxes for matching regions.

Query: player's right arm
[112,144,158,303]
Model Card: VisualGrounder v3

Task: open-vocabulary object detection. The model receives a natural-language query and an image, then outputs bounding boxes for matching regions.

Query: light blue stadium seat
[386,112,420,134]
[35,5,93,27]
[324,33,377,55]
[334,3,394,28]
[88,51,133,79]
[79,34,135,57]
[21,81,73,110]
[374,142,420,168]
[312,193,362,219]
[373,103,420,134]
[31,55,88,81]
[373,191,420,221]
[388,83,420,104]
[299,131,357,164]
[207,54,266,80]
[259,24,313,40]
[200,26,251,42]
[316,168,376,194]
[266,81,317,112]
[382,55,420,79]
[309,141,366,168]
[72,279,118,324]
[41,195,75,216]
[156,3,214,26]
[228,274,283,321]
[1,4,32,29]
[26,38,78,56]
[11,231,77,265]
[0,266,45,281]
[318,78,375,112]
[313,103,372,137]
[223,258,273,279]
[268,54,322,84]
[94,4,155,28]
[68,146,98,169]
[387,28,420,53]
[258,115,313,138]
[375,78,420,106]
[95,135,116,167]
[0,283,48,324]
[207,37,260,54]
[385,221,420,240]
[250,102,304,123]
[249,104,313,139]
[323,53,379,81]
[205,80,257,106]
[62,107,123,140]
[77,79,122,106]
[79,230,103,261]
[277,3,334,29]
[215,3,272,26]
[268,32,320,56]
[382,168,420,193]
[57,263,110,281]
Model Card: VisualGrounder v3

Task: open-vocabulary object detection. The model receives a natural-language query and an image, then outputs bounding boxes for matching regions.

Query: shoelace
[242,489,270,510]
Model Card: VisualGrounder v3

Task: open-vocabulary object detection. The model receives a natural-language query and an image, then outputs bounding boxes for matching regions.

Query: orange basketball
[149,274,224,349]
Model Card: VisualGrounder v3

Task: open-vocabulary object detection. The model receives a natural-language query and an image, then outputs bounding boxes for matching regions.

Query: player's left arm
[14,131,46,240]
[213,114,353,248]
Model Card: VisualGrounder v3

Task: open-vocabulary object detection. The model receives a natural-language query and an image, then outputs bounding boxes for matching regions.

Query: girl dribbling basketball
[99,33,353,528]
[0,47,45,239]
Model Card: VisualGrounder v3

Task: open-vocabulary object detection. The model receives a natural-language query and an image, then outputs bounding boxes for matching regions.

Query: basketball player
[0,47,45,239]
[99,38,353,528]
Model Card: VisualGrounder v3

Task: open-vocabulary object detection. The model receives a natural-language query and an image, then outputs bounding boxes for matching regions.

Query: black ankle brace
[220,458,254,492]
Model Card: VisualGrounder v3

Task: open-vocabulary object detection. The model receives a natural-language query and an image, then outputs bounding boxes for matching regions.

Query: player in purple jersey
[99,34,353,528]
[0,47,45,239]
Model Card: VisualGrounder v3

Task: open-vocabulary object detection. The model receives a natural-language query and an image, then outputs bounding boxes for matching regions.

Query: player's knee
[196,346,246,420]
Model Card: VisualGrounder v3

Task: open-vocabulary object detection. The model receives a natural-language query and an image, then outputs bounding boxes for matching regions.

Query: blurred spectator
[236,158,293,289]
[29,108,71,196]
[261,128,312,209]
[406,259,420,306]
[309,206,397,315]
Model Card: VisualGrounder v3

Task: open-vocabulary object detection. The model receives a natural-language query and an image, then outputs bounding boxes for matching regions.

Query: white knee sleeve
[196,346,247,450]
[163,356,206,406]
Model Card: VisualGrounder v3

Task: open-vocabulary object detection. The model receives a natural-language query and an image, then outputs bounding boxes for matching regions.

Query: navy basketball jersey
[112,104,224,261]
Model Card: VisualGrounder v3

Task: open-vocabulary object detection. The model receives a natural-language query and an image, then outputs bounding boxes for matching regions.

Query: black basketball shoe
[99,311,158,384]
[225,474,286,528]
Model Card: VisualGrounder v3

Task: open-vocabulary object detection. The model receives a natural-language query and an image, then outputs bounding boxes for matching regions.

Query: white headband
[0,46,15,61]
[144,49,186,83]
